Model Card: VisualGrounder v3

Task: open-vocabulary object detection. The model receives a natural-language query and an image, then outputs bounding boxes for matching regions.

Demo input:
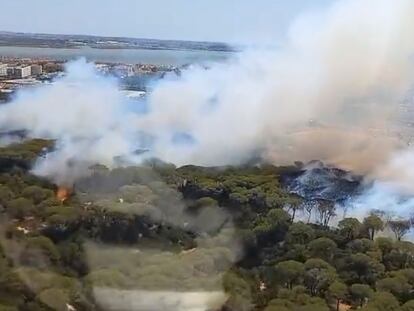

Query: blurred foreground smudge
[93,289,226,311]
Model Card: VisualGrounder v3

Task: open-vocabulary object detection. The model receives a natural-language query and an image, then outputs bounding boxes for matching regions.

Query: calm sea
[0,46,234,65]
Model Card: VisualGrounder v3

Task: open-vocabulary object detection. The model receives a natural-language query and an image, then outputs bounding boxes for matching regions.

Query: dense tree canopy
[0,140,412,310]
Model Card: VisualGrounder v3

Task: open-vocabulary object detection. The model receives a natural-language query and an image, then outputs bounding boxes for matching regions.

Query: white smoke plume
[1,0,414,188]
[0,59,138,185]
[344,148,414,226]
[141,0,414,171]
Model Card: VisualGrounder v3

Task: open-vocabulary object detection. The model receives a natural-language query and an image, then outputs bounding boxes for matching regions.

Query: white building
[0,64,7,76]
[7,65,32,78]
[6,67,14,77]
[15,66,31,78]
[113,64,134,77]
[95,63,110,74]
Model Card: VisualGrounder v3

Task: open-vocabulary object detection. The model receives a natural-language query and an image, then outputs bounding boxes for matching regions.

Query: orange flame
[57,187,71,203]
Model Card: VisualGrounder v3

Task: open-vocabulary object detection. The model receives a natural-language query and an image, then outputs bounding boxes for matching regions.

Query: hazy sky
[1,0,333,43]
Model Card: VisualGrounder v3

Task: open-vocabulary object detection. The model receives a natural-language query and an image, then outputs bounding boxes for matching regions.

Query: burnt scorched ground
[279,161,364,203]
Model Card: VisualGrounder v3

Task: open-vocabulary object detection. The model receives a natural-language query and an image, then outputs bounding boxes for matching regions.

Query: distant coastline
[0,46,233,66]
[0,31,239,53]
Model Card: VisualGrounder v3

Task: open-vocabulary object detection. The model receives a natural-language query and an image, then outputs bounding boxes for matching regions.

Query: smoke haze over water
[1,0,414,207]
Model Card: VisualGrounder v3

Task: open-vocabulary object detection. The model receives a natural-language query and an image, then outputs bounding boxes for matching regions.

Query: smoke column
[0,60,139,185]
[1,0,414,188]
[141,0,414,172]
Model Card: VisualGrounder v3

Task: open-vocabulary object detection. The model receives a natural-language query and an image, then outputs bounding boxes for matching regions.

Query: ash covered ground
[280,161,363,203]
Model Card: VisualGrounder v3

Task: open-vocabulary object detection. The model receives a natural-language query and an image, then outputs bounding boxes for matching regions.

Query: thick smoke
[1,0,414,188]
[345,148,414,224]
[141,0,414,171]
[0,60,138,185]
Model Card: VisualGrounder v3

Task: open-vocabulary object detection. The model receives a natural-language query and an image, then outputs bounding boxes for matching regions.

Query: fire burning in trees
[56,186,71,203]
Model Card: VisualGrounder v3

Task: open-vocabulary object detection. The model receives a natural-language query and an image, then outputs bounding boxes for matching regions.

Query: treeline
[0,140,413,310]
[174,164,414,311]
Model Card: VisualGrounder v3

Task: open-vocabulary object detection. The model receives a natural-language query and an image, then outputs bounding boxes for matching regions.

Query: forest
[0,139,413,311]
